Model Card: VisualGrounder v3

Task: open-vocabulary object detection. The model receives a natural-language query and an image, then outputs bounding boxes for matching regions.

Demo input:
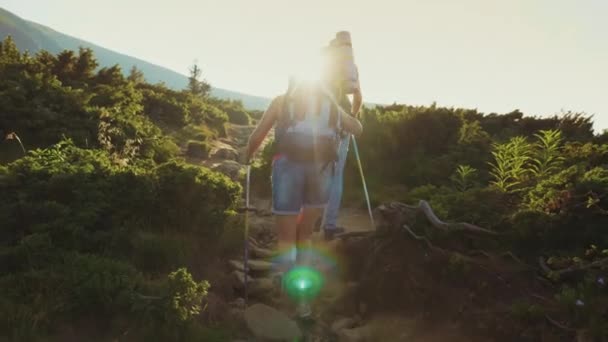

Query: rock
[229,307,245,322]
[200,292,230,323]
[331,317,359,334]
[210,160,242,180]
[338,325,372,342]
[218,138,236,147]
[232,270,253,287]
[248,236,261,248]
[229,297,246,309]
[358,302,368,316]
[211,146,238,161]
[229,259,273,273]
[250,244,274,258]
[251,277,275,294]
[233,270,275,294]
[244,303,302,341]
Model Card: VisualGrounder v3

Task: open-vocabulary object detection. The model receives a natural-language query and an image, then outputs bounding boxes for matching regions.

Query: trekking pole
[321,85,376,230]
[243,164,251,304]
[351,135,375,229]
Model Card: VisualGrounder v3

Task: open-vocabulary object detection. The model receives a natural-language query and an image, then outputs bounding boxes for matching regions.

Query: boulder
[244,303,302,341]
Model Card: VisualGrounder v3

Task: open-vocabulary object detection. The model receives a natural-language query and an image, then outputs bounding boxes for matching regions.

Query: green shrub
[131,268,210,340]
[186,140,211,159]
[194,132,210,141]
[152,137,181,163]
[0,252,141,336]
[250,138,275,197]
[226,110,251,125]
[154,161,241,235]
[131,233,189,274]
[209,99,251,125]
[555,275,608,339]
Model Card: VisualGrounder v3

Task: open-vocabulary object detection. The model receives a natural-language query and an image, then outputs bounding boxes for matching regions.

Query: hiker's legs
[275,215,298,272]
[271,156,304,272]
[323,134,350,231]
[296,207,324,266]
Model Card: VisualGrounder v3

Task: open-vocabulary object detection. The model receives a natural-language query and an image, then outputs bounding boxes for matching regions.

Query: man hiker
[243,37,363,318]
[319,51,363,241]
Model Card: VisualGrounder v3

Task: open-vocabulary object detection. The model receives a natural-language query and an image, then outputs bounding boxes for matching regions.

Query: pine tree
[74,47,98,81]
[187,62,211,97]
[127,65,145,84]
[0,36,21,62]
[53,50,77,83]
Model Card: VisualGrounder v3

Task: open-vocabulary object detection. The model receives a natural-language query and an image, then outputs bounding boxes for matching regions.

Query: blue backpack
[275,81,343,164]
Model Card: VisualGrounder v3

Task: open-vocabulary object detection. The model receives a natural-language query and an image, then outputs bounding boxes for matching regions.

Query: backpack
[275,81,343,164]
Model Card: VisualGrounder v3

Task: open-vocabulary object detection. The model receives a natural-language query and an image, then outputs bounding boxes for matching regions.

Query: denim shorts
[271,155,333,215]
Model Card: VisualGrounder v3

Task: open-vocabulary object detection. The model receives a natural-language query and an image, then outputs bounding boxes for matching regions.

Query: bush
[0,252,141,336]
[210,98,251,125]
[186,140,211,159]
[152,137,181,163]
[131,268,211,340]
[0,140,240,339]
[226,109,251,125]
[131,233,189,274]
[154,161,241,235]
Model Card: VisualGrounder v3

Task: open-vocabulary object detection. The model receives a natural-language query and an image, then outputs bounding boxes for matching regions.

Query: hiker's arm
[340,108,363,136]
[245,97,280,162]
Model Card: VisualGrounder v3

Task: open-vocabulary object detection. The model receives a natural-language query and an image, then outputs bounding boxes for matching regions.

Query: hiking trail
[190,123,491,342]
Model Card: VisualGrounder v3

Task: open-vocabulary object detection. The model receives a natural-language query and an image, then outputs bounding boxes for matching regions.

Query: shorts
[271,155,333,215]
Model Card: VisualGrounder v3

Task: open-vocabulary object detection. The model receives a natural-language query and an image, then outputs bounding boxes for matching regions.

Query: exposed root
[539,256,608,279]
[538,257,553,275]
[380,200,499,236]
[403,224,442,253]
[417,200,499,236]
[545,315,577,333]
[403,224,485,266]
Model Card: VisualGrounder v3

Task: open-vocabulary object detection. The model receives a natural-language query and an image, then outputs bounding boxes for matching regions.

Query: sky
[2,0,607,130]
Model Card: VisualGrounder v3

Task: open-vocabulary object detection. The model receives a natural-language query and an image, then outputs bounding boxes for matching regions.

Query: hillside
[0,6,271,110]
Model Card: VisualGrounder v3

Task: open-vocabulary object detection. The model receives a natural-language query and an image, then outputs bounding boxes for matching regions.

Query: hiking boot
[323,226,346,241]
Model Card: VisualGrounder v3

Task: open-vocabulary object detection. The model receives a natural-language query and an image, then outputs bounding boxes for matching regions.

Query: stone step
[229,259,273,273]
[249,244,274,258]
[232,270,253,285]
[233,272,275,295]
[244,303,302,341]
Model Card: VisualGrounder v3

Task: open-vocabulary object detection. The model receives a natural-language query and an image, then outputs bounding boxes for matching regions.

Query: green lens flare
[283,266,324,301]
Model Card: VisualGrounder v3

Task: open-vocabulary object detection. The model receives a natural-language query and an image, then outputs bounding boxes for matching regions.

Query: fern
[530,129,564,179]
[451,164,477,192]
[489,136,533,192]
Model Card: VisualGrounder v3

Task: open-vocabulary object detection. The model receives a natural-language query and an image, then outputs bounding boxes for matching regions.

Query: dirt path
[210,124,485,341]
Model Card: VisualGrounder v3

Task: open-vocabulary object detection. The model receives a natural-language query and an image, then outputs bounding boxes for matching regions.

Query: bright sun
[287,48,324,83]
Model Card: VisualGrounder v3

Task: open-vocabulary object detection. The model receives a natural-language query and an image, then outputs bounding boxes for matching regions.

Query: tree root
[403,224,485,266]
[383,200,499,236]
[417,200,500,235]
[403,224,443,253]
[545,315,578,333]
[539,256,608,279]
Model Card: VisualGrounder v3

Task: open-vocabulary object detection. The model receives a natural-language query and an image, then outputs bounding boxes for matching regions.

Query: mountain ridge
[0,6,272,110]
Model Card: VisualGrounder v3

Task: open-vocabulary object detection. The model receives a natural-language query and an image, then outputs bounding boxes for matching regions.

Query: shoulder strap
[319,84,342,133]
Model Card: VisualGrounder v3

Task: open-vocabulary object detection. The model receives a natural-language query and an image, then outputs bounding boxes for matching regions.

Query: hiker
[319,41,363,240]
[243,42,362,318]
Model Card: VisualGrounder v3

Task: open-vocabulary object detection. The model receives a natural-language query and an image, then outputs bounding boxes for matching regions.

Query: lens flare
[270,245,345,302]
[283,266,324,300]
